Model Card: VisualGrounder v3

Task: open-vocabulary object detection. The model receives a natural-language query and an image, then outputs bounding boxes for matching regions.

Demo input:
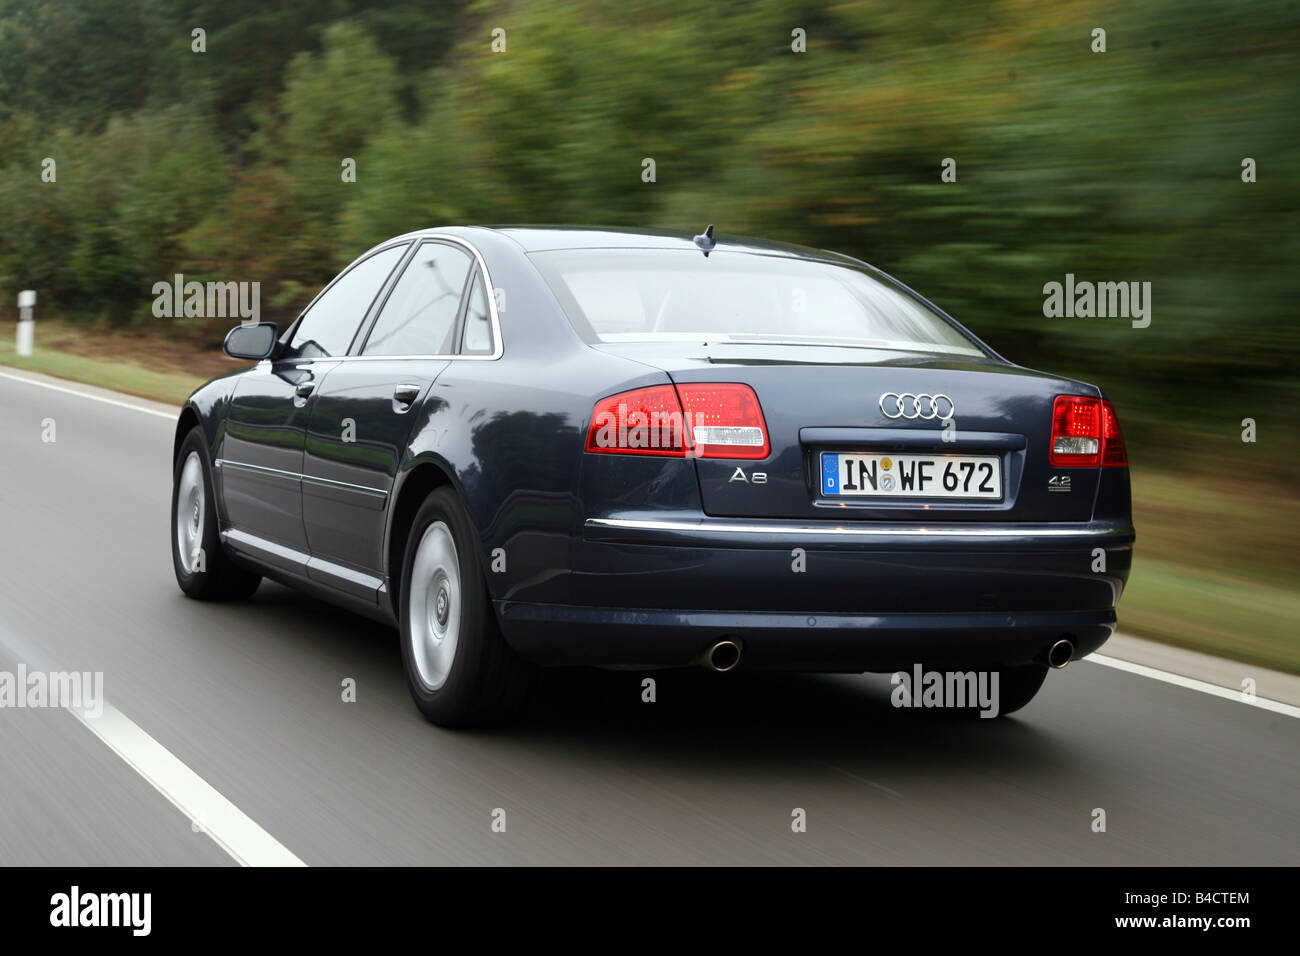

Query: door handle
[393,384,421,410]
[295,380,316,399]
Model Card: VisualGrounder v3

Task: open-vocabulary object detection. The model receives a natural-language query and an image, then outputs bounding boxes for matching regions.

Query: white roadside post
[16,290,36,357]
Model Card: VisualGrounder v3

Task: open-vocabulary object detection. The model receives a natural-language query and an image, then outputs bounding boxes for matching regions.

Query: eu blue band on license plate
[821,453,840,495]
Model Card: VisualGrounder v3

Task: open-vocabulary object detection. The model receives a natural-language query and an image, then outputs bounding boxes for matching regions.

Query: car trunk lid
[591,341,1101,523]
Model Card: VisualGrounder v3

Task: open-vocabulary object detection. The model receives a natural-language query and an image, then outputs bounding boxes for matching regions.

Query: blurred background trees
[0,0,1296,471]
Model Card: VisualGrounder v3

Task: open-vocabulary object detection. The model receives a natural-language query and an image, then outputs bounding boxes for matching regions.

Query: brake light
[586,385,688,456]
[677,383,769,459]
[1049,395,1127,467]
[586,383,769,459]
[1100,399,1127,466]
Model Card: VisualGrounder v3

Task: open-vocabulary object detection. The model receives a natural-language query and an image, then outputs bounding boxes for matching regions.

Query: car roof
[390,225,865,267]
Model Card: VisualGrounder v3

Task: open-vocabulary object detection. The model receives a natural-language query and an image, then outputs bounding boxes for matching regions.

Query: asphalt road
[0,370,1296,865]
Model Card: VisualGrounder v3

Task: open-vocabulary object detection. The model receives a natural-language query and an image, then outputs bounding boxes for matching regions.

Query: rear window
[531,249,982,356]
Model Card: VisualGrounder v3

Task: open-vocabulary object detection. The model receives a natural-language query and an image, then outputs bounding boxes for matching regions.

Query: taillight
[677,383,769,459]
[1049,395,1127,468]
[586,385,689,456]
[586,383,769,459]
[1100,399,1127,466]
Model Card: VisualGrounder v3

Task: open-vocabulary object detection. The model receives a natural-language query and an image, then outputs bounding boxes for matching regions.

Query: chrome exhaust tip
[1047,638,1075,669]
[706,640,742,672]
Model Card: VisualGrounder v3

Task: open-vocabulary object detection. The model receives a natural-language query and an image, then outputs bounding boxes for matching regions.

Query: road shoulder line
[0,367,179,420]
[1088,650,1300,718]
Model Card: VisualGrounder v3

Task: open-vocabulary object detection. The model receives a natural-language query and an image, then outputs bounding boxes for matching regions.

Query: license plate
[820,452,1002,499]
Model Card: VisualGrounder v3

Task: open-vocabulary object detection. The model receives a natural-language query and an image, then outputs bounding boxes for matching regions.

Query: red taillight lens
[676,383,769,459]
[586,383,769,459]
[1049,395,1127,468]
[586,385,689,456]
[1050,396,1101,467]
[1101,399,1127,466]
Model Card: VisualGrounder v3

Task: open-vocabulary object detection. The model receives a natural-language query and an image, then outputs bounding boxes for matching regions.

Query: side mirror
[224,322,278,360]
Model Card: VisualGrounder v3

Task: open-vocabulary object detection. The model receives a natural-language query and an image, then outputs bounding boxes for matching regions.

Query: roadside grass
[2,327,1295,674]
[0,318,229,405]
[1121,467,1298,674]
[1120,558,1299,674]
[0,344,203,405]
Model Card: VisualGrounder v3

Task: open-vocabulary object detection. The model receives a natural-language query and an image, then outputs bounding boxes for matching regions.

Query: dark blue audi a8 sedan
[171,226,1133,724]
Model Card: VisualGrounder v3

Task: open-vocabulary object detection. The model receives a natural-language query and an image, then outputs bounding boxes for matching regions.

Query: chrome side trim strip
[214,458,300,483]
[221,528,310,572]
[221,529,384,601]
[584,517,1131,539]
[321,354,492,362]
[300,473,388,499]
[307,556,385,596]
[216,458,387,499]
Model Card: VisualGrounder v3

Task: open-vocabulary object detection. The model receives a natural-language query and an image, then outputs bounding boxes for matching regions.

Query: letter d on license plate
[821,452,1002,499]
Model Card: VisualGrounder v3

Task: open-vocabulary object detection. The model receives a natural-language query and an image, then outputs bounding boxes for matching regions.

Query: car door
[301,239,485,598]
[219,243,409,571]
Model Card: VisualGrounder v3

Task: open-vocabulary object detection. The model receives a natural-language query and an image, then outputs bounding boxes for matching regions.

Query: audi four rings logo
[879,392,956,420]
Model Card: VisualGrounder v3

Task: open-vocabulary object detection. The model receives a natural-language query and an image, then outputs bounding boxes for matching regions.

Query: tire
[171,428,261,601]
[398,487,531,727]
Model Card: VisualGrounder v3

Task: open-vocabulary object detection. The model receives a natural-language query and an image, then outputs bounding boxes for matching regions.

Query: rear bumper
[496,515,1133,671]
[499,604,1116,671]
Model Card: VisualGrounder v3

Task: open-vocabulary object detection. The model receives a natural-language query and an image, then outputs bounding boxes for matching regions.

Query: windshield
[531,249,983,356]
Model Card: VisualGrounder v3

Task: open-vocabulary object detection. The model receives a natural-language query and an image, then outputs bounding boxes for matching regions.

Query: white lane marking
[67,702,306,866]
[0,371,300,863]
[0,369,177,420]
[0,624,303,866]
[1087,654,1300,719]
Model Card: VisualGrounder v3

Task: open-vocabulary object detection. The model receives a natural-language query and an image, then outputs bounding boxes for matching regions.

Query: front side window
[531,249,982,357]
[286,244,407,359]
[363,241,474,356]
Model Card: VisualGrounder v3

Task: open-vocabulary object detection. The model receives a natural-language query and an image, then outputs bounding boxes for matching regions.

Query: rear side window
[460,273,494,355]
[287,244,407,359]
[531,249,981,356]
[363,241,473,356]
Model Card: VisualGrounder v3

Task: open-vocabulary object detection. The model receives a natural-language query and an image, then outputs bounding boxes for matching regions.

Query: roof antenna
[693,223,715,257]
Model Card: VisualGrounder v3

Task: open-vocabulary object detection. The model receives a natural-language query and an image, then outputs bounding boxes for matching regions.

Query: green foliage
[0,109,227,321]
